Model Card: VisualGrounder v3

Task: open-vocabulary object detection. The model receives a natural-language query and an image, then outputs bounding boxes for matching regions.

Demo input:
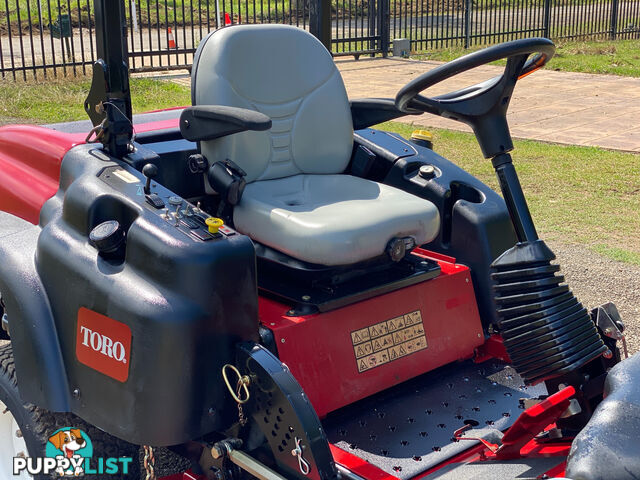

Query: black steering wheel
[395,38,555,158]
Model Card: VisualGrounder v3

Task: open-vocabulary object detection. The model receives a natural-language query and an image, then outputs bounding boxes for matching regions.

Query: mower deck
[325,360,546,479]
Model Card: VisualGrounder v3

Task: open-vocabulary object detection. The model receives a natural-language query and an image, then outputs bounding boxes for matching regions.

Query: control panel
[98,165,237,243]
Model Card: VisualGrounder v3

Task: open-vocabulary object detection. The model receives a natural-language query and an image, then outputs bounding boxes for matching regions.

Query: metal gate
[331,0,388,57]
[1,0,639,78]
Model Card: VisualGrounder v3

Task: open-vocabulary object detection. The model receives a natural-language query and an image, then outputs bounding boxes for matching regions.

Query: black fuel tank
[37,144,259,446]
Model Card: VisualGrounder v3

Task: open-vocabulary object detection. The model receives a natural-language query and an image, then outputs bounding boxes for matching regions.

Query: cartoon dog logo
[47,428,92,476]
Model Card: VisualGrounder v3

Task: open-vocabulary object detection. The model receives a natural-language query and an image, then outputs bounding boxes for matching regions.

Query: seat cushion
[192,25,353,183]
[233,175,440,266]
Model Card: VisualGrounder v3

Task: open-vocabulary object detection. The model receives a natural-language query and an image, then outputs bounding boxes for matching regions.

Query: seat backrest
[191,24,354,183]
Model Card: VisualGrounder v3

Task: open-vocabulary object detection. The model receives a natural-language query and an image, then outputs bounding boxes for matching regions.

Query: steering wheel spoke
[395,38,555,159]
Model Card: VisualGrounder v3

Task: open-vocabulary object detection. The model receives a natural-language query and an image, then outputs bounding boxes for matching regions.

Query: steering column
[395,39,609,387]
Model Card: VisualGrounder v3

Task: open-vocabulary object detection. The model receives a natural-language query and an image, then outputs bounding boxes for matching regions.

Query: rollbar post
[84,0,133,159]
[94,0,129,93]
[491,152,538,242]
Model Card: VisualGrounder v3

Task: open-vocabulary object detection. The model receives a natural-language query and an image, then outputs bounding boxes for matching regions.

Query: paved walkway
[169,57,640,152]
[336,57,640,153]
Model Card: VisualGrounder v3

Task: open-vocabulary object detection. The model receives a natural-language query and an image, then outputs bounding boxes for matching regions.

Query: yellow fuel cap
[205,217,224,234]
[411,130,433,141]
[411,130,434,149]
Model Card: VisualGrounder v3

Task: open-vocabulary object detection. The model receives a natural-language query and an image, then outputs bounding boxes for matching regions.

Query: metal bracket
[594,302,628,358]
[454,386,576,460]
[211,439,287,480]
[235,342,338,480]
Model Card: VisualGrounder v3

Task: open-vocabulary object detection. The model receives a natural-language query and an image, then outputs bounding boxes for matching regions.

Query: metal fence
[392,0,640,51]
[1,0,639,78]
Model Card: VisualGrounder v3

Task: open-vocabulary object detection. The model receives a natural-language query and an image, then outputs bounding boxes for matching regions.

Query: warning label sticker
[351,310,427,373]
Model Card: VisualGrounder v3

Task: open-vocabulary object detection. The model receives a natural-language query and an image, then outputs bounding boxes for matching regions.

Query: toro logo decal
[76,308,132,382]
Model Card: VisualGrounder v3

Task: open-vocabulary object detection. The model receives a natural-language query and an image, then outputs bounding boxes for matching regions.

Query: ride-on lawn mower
[0,0,637,477]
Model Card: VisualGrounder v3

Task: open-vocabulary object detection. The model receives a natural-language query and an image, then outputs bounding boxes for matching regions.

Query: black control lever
[142,163,158,195]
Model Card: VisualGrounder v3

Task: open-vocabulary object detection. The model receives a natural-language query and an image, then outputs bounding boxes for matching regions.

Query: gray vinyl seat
[192,24,440,266]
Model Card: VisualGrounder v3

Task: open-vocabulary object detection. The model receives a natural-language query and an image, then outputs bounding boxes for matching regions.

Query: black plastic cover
[0,212,71,411]
[566,352,640,480]
[491,240,607,384]
[359,129,516,327]
[35,144,259,445]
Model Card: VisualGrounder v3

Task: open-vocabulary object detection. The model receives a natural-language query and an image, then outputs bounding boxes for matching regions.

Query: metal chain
[143,445,156,480]
[236,378,248,426]
[222,364,251,427]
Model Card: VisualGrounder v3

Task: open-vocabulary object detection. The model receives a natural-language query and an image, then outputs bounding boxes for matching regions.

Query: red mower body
[0,119,180,224]
[260,251,483,417]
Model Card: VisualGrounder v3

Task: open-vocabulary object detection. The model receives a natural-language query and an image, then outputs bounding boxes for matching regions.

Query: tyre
[0,342,140,479]
[0,297,9,340]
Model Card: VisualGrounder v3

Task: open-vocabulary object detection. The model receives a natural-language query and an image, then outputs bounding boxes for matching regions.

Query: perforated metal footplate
[421,457,562,480]
[324,361,546,480]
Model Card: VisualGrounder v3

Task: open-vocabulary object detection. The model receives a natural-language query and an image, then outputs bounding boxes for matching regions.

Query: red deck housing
[0,119,180,225]
[259,251,484,417]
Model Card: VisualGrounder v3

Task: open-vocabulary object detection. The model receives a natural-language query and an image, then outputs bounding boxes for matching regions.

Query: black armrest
[179,105,272,142]
[350,98,420,130]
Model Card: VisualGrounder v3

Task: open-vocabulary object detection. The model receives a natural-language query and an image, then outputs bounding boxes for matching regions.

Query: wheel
[0,343,140,479]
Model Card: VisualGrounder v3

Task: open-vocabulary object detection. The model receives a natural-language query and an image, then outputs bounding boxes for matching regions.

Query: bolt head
[72,388,81,399]
[211,445,223,460]
[281,338,286,343]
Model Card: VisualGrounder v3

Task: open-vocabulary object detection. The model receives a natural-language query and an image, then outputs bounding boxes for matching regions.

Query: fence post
[609,0,619,39]
[368,0,377,55]
[378,0,390,57]
[310,0,331,52]
[543,0,551,38]
[464,0,471,48]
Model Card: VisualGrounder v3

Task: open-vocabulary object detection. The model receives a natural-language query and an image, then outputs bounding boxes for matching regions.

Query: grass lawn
[0,75,191,124]
[412,38,640,77]
[0,75,638,266]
